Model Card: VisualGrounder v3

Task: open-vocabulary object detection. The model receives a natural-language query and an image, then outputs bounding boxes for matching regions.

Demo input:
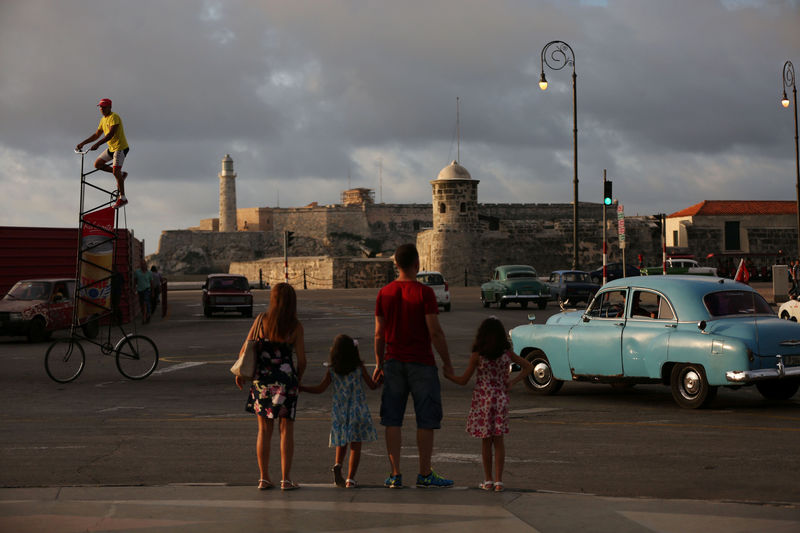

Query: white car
[778,299,800,322]
[416,271,451,312]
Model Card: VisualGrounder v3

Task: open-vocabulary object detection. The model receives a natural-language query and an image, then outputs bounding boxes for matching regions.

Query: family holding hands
[234,243,533,492]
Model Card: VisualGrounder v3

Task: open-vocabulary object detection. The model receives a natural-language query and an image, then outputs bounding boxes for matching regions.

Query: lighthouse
[219,154,237,232]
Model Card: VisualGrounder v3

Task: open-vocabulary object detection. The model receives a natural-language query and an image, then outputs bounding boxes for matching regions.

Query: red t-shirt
[375,280,439,366]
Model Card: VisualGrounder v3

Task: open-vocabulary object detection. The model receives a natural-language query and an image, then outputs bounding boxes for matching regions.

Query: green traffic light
[604,197,612,206]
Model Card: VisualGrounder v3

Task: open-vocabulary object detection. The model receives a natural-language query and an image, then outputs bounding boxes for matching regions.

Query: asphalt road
[1,286,799,504]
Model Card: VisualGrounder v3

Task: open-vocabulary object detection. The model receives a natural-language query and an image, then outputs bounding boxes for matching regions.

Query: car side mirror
[527,313,536,323]
[697,320,707,332]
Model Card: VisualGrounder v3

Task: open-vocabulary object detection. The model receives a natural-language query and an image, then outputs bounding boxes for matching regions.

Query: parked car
[510,275,800,408]
[589,262,640,284]
[481,265,549,310]
[0,278,97,342]
[202,274,253,317]
[546,270,599,306]
[416,271,451,311]
[778,299,800,322]
[640,258,717,276]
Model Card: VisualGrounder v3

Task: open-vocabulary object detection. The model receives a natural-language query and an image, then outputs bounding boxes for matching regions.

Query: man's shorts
[98,147,129,168]
[380,359,442,429]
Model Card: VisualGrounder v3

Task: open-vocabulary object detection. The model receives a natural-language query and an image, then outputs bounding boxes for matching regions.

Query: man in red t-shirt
[374,243,454,489]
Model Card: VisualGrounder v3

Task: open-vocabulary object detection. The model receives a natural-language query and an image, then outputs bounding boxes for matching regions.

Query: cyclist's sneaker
[113,196,128,209]
[416,470,453,488]
[384,473,403,489]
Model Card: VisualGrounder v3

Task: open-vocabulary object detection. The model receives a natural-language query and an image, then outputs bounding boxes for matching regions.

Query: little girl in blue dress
[301,334,378,488]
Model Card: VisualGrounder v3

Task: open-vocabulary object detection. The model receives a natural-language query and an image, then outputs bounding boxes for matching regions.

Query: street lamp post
[540,40,579,270]
[782,61,799,258]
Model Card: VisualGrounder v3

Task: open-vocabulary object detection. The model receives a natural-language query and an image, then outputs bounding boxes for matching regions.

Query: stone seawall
[229,257,395,289]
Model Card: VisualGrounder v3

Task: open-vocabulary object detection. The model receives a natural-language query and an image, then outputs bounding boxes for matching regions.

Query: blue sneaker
[384,473,403,489]
[416,470,453,488]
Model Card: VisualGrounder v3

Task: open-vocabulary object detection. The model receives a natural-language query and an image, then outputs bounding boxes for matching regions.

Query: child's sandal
[331,464,345,487]
[479,480,494,491]
[494,482,505,492]
[280,480,300,491]
[345,478,357,488]
[258,479,274,490]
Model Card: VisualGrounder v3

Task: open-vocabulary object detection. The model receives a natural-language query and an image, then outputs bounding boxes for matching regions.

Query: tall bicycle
[45,148,158,383]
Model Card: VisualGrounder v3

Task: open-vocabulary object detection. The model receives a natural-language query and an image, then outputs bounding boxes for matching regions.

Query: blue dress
[329,368,378,447]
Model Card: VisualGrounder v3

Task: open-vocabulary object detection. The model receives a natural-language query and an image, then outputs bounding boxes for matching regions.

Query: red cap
[97,98,112,108]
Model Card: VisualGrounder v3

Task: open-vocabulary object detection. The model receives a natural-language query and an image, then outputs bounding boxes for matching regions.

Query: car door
[621,289,676,377]
[567,289,627,376]
[48,281,73,329]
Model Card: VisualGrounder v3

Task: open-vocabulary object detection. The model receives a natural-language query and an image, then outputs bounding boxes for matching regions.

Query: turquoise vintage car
[510,275,800,408]
[481,265,550,310]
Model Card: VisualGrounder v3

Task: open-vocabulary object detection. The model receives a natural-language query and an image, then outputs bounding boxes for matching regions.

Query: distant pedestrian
[374,243,455,489]
[300,334,378,488]
[445,317,533,492]
[236,283,306,491]
[133,261,152,324]
[149,265,162,311]
[76,98,130,209]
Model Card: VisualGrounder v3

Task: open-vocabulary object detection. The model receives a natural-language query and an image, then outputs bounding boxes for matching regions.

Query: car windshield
[209,277,249,291]
[507,270,536,279]
[5,281,51,301]
[703,290,774,317]
[417,274,444,285]
[564,272,589,282]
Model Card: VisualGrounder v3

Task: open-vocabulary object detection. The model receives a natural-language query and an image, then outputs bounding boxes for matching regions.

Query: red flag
[734,259,750,284]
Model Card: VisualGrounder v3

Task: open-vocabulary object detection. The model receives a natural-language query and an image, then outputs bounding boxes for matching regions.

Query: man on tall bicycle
[76,98,130,209]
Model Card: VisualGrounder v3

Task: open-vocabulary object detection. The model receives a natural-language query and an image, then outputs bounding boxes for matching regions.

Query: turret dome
[436,160,471,181]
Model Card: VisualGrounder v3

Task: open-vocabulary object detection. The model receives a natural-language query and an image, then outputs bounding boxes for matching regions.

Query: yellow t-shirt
[98,112,129,152]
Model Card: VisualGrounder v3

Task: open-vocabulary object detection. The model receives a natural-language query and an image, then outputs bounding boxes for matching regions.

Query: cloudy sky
[1,0,798,255]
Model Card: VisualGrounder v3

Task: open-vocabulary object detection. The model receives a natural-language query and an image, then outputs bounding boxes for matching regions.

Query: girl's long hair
[330,334,361,375]
[471,317,510,361]
[262,283,299,342]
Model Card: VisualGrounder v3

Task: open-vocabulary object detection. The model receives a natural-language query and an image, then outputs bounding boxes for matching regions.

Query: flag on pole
[734,258,750,284]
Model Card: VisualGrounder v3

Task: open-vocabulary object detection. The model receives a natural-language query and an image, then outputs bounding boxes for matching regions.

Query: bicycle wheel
[115,334,158,380]
[45,338,86,383]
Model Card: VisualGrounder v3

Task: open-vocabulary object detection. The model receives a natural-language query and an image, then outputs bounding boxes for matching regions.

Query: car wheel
[481,292,490,308]
[204,307,212,318]
[520,301,528,309]
[498,296,506,309]
[27,317,49,343]
[537,299,547,310]
[756,379,800,400]
[444,303,451,312]
[242,307,253,318]
[670,363,717,409]
[523,350,563,395]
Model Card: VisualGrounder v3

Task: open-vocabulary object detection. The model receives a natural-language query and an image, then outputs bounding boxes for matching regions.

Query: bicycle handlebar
[74,147,90,155]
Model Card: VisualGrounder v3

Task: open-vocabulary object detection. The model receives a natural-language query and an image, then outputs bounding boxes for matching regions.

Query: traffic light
[286,231,295,247]
[603,181,613,206]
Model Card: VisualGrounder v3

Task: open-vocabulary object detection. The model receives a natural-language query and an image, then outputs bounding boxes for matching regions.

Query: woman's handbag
[230,314,263,379]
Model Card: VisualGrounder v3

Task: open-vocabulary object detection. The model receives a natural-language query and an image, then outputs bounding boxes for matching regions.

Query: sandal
[258,479,274,490]
[280,480,300,491]
[479,481,494,491]
[494,481,505,492]
[345,479,357,488]
[332,464,345,487]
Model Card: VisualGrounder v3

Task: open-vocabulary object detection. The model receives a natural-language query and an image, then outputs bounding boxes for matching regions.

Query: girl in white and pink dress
[445,317,533,492]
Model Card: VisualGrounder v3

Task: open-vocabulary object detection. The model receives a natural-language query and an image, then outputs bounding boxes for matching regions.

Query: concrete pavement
[2,484,799,533]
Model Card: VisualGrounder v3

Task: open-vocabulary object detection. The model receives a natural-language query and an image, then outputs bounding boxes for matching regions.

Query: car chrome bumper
[726,357,800,383]
[500,294,547,302]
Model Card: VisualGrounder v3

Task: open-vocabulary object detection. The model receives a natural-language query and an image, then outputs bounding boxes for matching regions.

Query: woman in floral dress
[445,317,532,492]
[236,283,306,491]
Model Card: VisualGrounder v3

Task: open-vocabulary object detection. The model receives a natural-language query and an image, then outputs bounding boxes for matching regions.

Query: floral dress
[246,340,299,420]
[329,368,378,447]
[466,351,512,438]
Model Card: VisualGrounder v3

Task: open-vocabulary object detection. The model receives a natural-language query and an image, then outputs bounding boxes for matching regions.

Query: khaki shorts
[97,147,129,168]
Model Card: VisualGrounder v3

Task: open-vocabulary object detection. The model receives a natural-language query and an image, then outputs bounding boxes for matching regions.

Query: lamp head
[539,72,548,91]
[782,92,791,108]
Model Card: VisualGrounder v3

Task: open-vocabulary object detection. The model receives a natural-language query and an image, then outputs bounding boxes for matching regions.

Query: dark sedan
[546,270,600,306]
[589,263,640,284]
